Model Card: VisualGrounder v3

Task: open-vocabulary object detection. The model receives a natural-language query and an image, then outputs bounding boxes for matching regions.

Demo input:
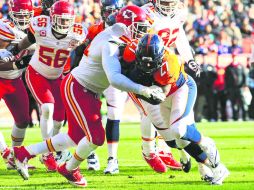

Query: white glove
[140,85,166,102]
[188,60,201,77]
[2,55,15,63]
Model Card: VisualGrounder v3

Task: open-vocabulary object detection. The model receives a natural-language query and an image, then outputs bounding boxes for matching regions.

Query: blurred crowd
[1,0,254,122]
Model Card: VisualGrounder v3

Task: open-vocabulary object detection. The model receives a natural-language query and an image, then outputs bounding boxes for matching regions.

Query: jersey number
[160,61,168,77]
[73,24,83,35]
[37,17,47,27]
[39,46,70,68]
[158,28,179,47]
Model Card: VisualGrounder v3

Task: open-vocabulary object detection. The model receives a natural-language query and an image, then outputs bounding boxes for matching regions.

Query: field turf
[0,121,253,189]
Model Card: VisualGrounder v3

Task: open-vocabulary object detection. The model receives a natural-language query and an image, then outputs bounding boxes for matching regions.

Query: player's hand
[187,60,201,77]
[14,55,32,70]
[140,85,166,102]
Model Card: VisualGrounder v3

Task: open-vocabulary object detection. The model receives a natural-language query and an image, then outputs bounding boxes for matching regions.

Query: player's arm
[102,41,165,101]
[175,26,201,77]
[0,54,31,71]
[9,30,36,56]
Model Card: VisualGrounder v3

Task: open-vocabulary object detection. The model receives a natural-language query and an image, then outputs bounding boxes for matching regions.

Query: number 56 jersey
[28,15,87,79]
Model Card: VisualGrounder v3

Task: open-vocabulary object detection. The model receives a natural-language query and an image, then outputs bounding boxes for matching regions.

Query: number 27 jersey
[29,16,86,79]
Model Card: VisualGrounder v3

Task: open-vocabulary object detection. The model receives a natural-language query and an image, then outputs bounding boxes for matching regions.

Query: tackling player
[9,5,165,187]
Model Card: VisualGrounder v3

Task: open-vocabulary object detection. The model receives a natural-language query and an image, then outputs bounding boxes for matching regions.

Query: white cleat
[211,163,230,185]
[15,158,29,180]
[87,153,100,171]
[200,137,220,168]
[198,163,214,182]
[104,157,119,174]
[55,150,72,165]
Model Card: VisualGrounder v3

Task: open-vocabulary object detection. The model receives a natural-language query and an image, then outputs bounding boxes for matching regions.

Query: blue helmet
[136,34,165,74]
[101,0,124,21]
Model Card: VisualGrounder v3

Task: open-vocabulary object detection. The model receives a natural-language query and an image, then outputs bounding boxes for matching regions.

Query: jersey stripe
[0,29,15,40]
[29,24,35,35]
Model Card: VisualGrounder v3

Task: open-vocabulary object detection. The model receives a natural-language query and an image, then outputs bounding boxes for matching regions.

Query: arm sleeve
[175,26,194,63]
[102,41,144,94]
[27,30,36,44]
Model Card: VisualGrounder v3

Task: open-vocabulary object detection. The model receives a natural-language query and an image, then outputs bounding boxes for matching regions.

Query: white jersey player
[0,0,34,170]
[7,0,86,172]
[9,5,165,187]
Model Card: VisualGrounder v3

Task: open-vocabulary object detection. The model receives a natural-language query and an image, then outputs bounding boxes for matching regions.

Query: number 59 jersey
[28,15,87,79]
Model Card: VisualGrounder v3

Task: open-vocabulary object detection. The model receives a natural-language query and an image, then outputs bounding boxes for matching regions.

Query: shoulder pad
[111,23,131,37]
[69,23,87,42]
[0,19,15,41]
[29,15,50,35]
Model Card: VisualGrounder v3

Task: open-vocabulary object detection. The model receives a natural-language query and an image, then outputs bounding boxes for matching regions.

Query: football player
[135,0,201,170]
[9,5,165,187]
[126,33,229,185]
[0,0,34,170]
[64,0,126,174]
[6,0,86,172]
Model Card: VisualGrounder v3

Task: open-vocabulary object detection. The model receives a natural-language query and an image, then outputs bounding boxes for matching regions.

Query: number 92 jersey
[142,2,187,48]
[28,15,87,79]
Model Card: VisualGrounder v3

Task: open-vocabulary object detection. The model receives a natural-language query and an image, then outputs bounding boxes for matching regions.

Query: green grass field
[0,122,254,190]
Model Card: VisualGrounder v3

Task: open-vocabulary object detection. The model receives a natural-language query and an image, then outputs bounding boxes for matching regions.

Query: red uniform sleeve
[86,22,104,41]
[122,39,138,63]
[33,7,43,17]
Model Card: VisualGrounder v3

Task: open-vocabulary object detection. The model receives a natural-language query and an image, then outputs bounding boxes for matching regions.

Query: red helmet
[9,0,34,30]
[116,5,150,39]
[50,0,75,34]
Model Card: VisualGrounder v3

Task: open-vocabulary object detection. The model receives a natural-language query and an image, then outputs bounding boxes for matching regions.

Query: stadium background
[0,0,254,125]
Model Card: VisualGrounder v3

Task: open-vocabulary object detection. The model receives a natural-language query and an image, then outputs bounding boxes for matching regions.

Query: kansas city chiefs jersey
[142,3,187,48]
[72,23,132,94]
[0,20,25,79]
[28,15,86,79]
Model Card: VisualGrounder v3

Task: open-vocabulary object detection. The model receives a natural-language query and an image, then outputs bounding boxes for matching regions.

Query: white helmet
[152,0,179,17]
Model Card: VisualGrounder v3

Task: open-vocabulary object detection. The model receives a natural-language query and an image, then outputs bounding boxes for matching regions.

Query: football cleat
[42,153,58,172]
[198,163,214,182]
[180,157,191,173]
[142,153,167,173]
[211,163,230,185]
[57,162,87,187]
[199,137,220,168]
[12,146,34,180]
[158,151,182,170]
[1,147,16,170]
[55,150,72,165]
[104,157,119,174]
[87,152,100,171]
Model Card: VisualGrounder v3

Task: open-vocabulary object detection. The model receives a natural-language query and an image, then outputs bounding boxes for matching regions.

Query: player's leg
[4,78,30,147]
[141,100,182,171]
[51,77,72,164]
[103,86,128,174]
[58,74,105,187]
[169,76,229,184]
[132,98,167,173]
[25,66,58,171]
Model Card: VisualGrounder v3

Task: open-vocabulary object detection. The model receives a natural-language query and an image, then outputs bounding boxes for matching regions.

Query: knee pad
[175,139,190,149]
[107,106,122,120]
[41,103,54,119]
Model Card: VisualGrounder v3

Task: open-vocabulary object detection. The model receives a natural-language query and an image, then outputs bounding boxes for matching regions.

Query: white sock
[157,135,171,153]
[107,142,118,158]
[53,120,64,136]
[11,124,27,146]
[0,132,7,152]
[40,103,54,140]
[140,116,156,156]
[66,137,97,171]
[26,133,76,156]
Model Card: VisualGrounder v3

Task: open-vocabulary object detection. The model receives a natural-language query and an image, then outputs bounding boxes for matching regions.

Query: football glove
[14,55,32,70]
[187,60,201,77]
[140,85,166,102]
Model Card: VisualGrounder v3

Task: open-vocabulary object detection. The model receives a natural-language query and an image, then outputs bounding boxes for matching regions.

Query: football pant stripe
[46,138,56,152]
[64,75,92,142]
[74,151,84,161]
[128,92,147,116]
